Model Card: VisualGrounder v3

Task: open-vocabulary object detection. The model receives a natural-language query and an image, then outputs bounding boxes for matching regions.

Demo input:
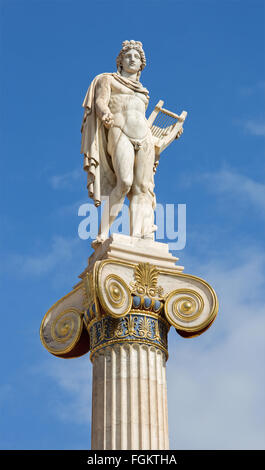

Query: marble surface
[91,343,169,450]
[80,233,184,276]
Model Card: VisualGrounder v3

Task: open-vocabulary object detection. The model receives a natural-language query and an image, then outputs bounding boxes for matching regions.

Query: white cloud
[178,168,265,217]
[239,81,265,97]
[167,249,265,450]
[236,82,265,136]
[0,235,90,290]
[6,235,81,277]
[244,120,265,137]
[49,168,83,190]
[202,169,265,216]
[42,356,92,425]
[55,199,88,218]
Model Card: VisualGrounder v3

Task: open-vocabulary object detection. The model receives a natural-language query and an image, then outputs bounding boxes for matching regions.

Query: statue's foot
[143,234,155,240]
[142,225,157,240]
[132,233,142,239]
[91,235,107,249]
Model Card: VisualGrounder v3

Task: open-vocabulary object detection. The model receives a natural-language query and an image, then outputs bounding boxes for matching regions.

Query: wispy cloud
[167,248,265,450]
[244,119,265,137]
[239,81,265,97]
[180,168,265,216]
[6,236,80,277]
[41,357,92,425]
[49,168,83,190]
[55,199,88,218]
[0,235,89,289]
[236,82,265,136]
[205,168,265,213]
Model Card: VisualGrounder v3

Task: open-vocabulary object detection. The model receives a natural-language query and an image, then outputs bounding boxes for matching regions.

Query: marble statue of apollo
[81,40,184,247]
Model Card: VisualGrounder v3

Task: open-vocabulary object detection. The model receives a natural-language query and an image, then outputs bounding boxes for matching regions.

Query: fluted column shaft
[91,343,169,450]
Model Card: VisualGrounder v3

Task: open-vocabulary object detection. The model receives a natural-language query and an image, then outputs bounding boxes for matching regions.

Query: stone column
[40,235,218,451]
[91,344,169,450]
[88,306,170,450]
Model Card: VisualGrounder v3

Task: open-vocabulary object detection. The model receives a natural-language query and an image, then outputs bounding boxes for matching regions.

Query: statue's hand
[176,127,184,139]
[102,112,114,129]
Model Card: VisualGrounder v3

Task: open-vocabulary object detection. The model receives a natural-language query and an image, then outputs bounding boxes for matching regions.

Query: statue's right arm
[95,75,113,124]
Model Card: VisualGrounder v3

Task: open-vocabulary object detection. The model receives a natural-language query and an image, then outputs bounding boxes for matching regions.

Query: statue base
[79,233,184,282]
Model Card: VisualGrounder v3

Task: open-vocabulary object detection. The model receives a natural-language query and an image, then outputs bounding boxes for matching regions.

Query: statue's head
[116,40,146,80]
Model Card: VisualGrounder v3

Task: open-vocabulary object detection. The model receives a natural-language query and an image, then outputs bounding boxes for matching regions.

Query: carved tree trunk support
[40,234,218,451]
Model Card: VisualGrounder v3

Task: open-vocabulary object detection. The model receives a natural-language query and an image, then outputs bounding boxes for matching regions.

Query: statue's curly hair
[116,40,146,76]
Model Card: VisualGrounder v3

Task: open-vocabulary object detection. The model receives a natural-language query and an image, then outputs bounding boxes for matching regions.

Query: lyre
[148,100,187,165]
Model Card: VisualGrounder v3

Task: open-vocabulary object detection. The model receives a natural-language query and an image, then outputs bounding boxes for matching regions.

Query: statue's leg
[129,190,155,239]
[97,129,134,242]
[130,136,155,238]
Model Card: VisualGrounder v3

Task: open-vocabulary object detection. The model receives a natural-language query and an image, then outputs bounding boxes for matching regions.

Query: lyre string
[151,111,178,138]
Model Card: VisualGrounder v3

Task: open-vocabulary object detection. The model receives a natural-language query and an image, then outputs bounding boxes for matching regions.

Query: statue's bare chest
[109,79,147,111]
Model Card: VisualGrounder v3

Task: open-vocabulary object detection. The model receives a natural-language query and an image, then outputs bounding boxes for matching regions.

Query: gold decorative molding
[86,311,169,361]
[83,271,95,311]
[40,255,219,359]
[130,262,164,298]
[40,305,90,358]
[97,272,132,318]
[164,287,218,336]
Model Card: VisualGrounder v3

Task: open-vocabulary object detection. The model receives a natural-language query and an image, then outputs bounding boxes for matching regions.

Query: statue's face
[121,48,142,74]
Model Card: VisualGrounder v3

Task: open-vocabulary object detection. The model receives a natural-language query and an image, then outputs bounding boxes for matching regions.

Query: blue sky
[0,0,264,450]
